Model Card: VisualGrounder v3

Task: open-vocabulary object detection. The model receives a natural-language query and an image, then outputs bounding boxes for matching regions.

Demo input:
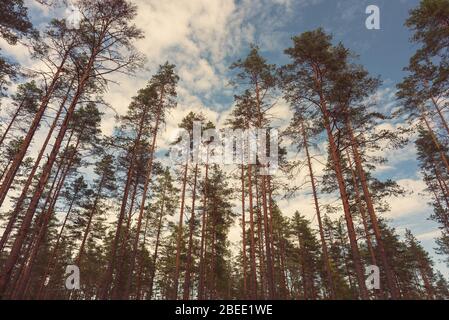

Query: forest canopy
[0,0,448,300]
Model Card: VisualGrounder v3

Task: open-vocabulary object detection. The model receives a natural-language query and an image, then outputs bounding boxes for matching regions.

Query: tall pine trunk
[147,190,166,299]
[301,121,335,299]
[0,49,71,208]
[76,173,108,266]
[312,65,368,298]
[173,158,189,299]
[0,42,100,296]
[37,186,78,298]
[346,117,399,299]
[240,164,247,299]
[0,100,25,147]
[124,99,163,299]
[247,164,257,299]
[183,163,198,299]
[0,84,70,253]
[98,108,147,299]
[198,150,209,300]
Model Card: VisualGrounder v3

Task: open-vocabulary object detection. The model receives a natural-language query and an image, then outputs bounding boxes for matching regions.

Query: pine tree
[285,114,335,298]
[404,229,435,299]
[124,63,178,300]
[0,0,35,97]
[229,45,278,299]
[146,167,178,299]
[0,81,42,147]
[0,0,144,297]
[282,29,370,299]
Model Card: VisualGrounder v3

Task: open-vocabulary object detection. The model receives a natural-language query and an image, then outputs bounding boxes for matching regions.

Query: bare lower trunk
[254,174,266,298]
[148,195,166,299]
[173,159,189,299]
[241,164,247,299]
[322,111,368,299]
[0,48,96,296]
[183,163,198,299]
[124,103,163,299]
[37,191,77,299]
[301,121,335,299]
[98,109,147,300]
[260,174,275,299]
[14,136,79,299]
[135,210,151,299]
[0,49,71,208]
[198,152,209,300]
[346,118,399,299]
[112,178,138,299]
[346,149,377,267]
[0,86,69,253]
[247,164,257,299]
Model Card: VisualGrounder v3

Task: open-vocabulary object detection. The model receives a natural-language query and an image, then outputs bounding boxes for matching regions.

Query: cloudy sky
[2,0,447,277]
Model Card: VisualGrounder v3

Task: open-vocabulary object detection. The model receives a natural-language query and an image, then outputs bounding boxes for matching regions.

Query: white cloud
[384,178,430,219]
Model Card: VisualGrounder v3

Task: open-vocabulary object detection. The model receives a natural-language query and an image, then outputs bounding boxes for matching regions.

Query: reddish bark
[173,158,189,299]
[0,83,70,253]
[247,164,258,299]
[198,148,209,300]
[301,121,335,299]
[183,163,198,299]
[124,96,163,299]
[346,118,399,299]
[0,49,71,208]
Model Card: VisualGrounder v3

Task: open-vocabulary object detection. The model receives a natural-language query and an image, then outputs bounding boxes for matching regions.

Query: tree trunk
[208,202,217,299]
[135,208,151,300]
[12,136,80,299]
[37,188,78,299]
[173,158,189,299]
[429,94,449,138]
[260,174,275,299]
[0,83,70,253]
[323,114,368,298]
[147,189,166,299]
[76,173,108,267]
[346,148,377,267]
[240,164,247,299]
[198,148,209,300]
[0,45,98,296]
[0,100,25,147]
[0,49,71,208]
[183,163,198,299]
[346,117,399,299]
[247,164,257,299]
[124,98,163,299]
[301,121,335,299]
[98,107,147,299]
[0,159,12,186]
[112,177,138,299]
[254,174,266,298]
[313,70,368,298]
